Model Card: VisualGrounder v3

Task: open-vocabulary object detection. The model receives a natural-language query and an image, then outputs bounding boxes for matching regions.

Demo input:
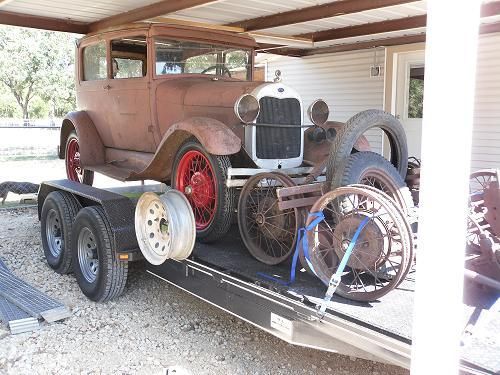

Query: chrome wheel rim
[46,209,63,258]
[77,227,99,283]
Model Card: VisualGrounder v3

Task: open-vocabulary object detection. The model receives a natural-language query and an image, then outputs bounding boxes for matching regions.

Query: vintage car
[60,23,365,242]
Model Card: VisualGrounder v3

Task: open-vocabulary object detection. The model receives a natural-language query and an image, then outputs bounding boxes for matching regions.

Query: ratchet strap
[317,216,370,317]
[257,211,325,286]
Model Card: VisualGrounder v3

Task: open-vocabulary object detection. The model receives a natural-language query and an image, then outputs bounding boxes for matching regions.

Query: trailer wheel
[65,131,94,185]
[172,140,234,243]
[72,206,128,302]
[327,110,408,190]
[40,191,81,274]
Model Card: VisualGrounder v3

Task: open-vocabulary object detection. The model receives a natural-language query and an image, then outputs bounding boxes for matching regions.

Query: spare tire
[340,151,414,217]
[326,110,408,190]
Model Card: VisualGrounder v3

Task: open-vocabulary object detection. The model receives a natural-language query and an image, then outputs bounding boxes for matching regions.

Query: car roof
[80,22,258,49]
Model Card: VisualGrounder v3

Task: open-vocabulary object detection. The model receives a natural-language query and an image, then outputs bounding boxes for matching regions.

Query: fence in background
[0,126,60,159]
[0,118,62,128]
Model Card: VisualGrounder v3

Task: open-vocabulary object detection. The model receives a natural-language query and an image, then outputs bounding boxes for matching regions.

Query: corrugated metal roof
[0,0,497,52]
[1,0,168,22]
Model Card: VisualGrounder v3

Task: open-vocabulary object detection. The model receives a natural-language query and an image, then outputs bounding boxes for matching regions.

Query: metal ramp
[0,258,71,334]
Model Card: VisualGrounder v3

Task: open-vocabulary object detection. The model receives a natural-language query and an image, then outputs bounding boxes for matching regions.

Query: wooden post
[411,1,481,374]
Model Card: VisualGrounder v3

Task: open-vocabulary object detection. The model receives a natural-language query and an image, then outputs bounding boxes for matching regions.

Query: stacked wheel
[238,172,299,265]
[305,186,413,302]
[172,140,234,243]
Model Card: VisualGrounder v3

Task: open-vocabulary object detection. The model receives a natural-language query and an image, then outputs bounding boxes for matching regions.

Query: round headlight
[307,99,330,126]
[234,94,260,124]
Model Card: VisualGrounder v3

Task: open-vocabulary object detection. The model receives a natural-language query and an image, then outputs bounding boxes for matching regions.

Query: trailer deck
[37,180,499,373]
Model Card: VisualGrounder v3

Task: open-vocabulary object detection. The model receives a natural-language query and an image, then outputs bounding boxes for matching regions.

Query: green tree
[0,26,76,119]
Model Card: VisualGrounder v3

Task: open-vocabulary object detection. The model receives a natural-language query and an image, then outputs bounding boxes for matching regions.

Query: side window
[82,42,107,81]
[111,36,147,79]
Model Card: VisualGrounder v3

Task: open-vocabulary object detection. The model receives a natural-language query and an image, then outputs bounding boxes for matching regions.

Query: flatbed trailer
[37,180,499,374]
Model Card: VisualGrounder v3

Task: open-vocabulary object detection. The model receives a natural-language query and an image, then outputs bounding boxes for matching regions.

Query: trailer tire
[40,191,81,274]
[327,110,408,190]
[72,206,128,302]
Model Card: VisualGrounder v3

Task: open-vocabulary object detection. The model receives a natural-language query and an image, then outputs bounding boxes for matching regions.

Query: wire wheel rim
[306,186,411,301]
[175,150,217,230]
[45,209,63,258]
[239,173,298,265]
[77,227,99,283]
[66,138,83,183]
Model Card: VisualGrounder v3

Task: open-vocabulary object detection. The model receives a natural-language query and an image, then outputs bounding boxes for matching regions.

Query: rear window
[82,42,107,81]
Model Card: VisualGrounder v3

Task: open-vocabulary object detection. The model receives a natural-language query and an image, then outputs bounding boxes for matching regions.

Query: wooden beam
[227,0,416,32]
[481,1,500,18]
[0,11,88,33]
[88,0,216,32]
[274,19,500,57]
[150,17,244,32]
[297,1,500,43]
[298,15,426,42]
[302,34,426,56]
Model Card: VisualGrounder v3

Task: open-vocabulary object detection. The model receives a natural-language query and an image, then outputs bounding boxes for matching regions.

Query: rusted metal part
[303,121,370,167]
[59,111,105,167]
[238,172,299,265]
[405,157,420,206]
[466,169,500,283]
[304,185,413,302]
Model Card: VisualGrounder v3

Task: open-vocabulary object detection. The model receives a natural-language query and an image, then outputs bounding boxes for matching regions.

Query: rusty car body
[59,22,369,242]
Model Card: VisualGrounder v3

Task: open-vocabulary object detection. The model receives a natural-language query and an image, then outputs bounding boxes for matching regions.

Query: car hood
[156,76,264,108]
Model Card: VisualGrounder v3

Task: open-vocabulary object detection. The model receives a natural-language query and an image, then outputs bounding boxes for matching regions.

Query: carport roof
[0,0,499,55]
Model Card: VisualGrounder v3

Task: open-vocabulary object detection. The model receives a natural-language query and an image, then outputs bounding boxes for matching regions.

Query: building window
[82,42,107,81]
[408,66,425,119]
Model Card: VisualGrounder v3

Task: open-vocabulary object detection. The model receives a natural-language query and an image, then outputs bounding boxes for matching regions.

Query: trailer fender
[59,111,105,166]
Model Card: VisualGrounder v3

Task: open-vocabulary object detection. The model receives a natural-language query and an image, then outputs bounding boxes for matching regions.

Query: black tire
[340,151,415,216]
[65,131,94,186]
[172,140,234,243]
[327,110,408,190]
[72,206,128,302]
[40,191,81,274]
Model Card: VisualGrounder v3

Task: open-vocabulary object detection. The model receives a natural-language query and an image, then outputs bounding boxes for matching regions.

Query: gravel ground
[0,207,409,375]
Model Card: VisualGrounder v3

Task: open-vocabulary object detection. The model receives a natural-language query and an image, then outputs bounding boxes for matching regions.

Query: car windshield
[154,37,252,80]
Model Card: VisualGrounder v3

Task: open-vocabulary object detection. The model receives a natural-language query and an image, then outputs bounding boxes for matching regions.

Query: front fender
[131,117,241,182]
[59,111,105,167]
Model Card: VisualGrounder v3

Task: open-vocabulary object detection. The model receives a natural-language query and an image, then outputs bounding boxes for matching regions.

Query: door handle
[103,84,111,90]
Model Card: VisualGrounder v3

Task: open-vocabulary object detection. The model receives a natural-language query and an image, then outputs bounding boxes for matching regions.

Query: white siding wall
[265,50,385,153]
[472,33,500,171]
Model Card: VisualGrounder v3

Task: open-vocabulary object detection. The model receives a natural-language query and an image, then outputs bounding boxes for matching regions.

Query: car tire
[172,140,234,243]
[65,131,94,185]
[326,110,408,190]
[40,191,81,274]
[340,151,415,216]
[72,206,128,302]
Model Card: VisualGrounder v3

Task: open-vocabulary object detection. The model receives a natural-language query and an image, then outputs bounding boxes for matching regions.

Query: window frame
[110,34,149,81]
[152,36,254,81]
[80,39,109,83]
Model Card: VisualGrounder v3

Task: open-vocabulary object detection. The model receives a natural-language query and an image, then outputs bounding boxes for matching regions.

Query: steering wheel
[200,65,232,77]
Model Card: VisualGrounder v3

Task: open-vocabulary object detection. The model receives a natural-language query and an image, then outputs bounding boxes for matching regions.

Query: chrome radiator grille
[255,97,301,159]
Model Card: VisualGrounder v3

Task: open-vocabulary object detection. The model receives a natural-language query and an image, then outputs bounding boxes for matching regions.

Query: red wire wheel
[175,150,217,230]
[65,131,94,185]
[172,141,234,243]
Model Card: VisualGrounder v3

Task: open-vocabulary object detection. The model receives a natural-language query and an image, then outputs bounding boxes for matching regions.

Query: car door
[106,33,156,153]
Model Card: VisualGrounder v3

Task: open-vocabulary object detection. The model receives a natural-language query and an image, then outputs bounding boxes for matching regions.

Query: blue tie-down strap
[317,216,370,316]
[256,211,325,286]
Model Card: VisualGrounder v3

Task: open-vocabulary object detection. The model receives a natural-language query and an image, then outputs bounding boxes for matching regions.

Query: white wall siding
[472,33,500,171]
[264,50,385,153]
